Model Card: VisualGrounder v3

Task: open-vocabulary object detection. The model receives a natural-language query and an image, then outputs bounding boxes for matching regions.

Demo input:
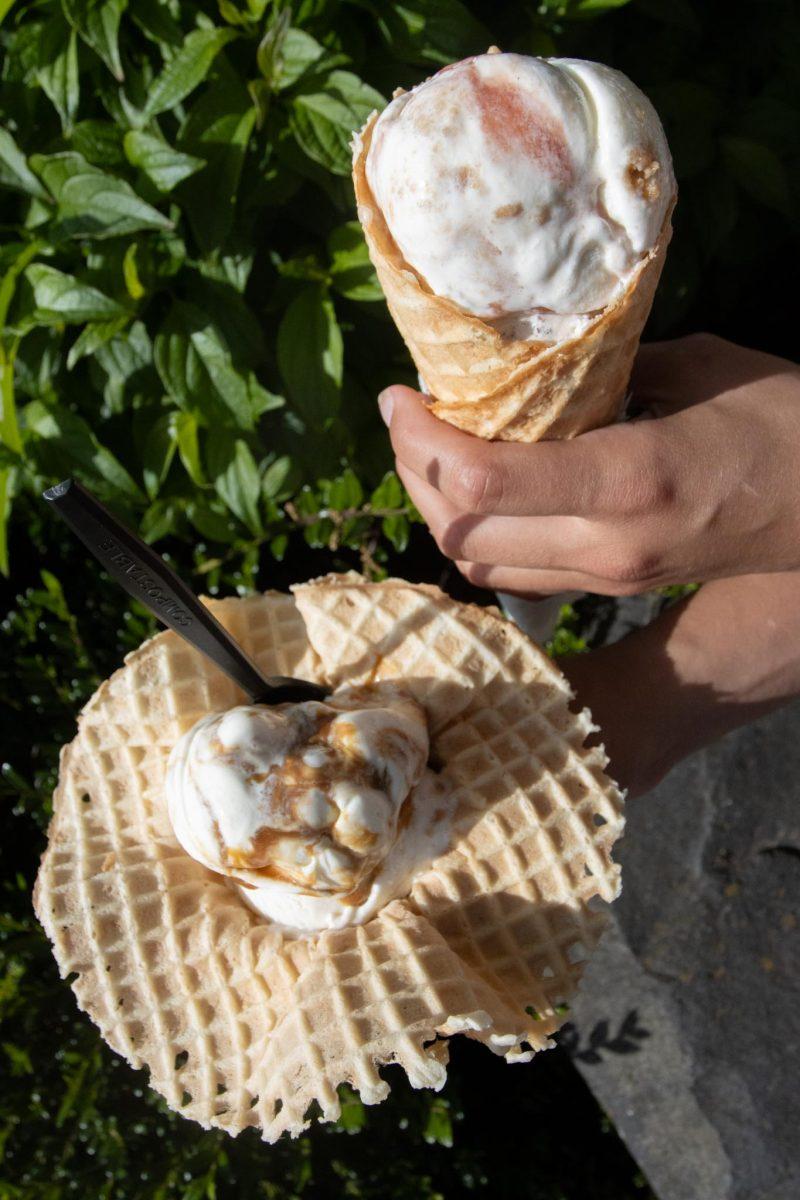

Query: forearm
[561,571,800,797]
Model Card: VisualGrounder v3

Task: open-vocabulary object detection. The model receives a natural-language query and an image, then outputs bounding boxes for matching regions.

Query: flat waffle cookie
[34,574,624,1140]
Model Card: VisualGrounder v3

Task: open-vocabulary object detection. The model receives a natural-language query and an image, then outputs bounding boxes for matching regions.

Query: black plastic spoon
[43,478,328,705]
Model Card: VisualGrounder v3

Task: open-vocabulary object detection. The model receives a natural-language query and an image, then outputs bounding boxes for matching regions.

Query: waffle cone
[353,110,674,441]
[34,574,623,1141]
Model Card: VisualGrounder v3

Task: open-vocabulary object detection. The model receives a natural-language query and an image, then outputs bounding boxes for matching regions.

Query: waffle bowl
[34,574,624,1140]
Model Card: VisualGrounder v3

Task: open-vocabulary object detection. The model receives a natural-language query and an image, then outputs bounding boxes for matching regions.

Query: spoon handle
[43,479,328,705]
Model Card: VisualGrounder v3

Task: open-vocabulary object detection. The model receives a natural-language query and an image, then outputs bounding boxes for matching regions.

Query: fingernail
[378,388,394,426]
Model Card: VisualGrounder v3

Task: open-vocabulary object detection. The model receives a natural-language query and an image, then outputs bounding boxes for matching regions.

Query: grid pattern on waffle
[298,579,623,1037]
[35,580,624,1142]
[35,594,316,1135]
[250,904,536,1140]
[412,682,622,1029]
[293,574,551,732]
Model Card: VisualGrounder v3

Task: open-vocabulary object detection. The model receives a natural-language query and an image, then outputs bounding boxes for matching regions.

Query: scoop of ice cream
[166,684,451,932]
[365,52,674,340]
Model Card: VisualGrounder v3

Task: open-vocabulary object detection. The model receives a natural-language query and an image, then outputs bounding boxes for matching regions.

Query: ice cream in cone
[34,574,623,1140]
[352,50,676,441]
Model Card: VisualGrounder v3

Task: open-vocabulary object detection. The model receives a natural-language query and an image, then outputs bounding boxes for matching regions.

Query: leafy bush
[1,0,798,1196]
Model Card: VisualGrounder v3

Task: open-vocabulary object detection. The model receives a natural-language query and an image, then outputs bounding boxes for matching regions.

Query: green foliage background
[1,0,797,1195]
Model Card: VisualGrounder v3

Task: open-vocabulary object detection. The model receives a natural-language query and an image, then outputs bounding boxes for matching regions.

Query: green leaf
[218,0,270,25]
[0,239,44,336]
[10,327,64,402]
[189,330,252,427]
[0,345,22,455]
[277,285,343,426]
[721,136,792,216]
[129,0,182,47]
[93,319,152,398]
[38,16,80,133]
[207,431,262,534]
[26,264,127,323]
[25,398,145,500]
[66,315,129,368]
[155,301,256,430]
[55,1056,90,1129]
[290,72,384,176]
[189,274,263,366]
[0,466,12,576]
[31,152,172,239]
[335,1084,366,1133]
[2,1040,33,1076]
[69,119,126,166]
[370,471,403,510]
[196,250,253,294]
[373,0,489,67]
[382,511,410,553]
[256,8,290,83]
[123,130,204,193]
[574,0,632,11]
[261,454,292,499]
[187,496,237,542]
[273,28,325,91]
[327,467,363,510]
[142,411,176,499]
[62,0,128,81]
[371,471,410,551]
[122,242,144,300]
[248,376,285,417]
[140,497,181,543]
[0,130,49,200]
[169,409,205,485]
[142,26,238,120]
[328,221,382,301]
[274,253,328,282]
[178,77,256,252]
[546,604,588,658]
[423,1097,453,1148]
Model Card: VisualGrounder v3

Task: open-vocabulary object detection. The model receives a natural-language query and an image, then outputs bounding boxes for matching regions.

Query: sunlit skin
[561,570,800,798]
[378,333,800,794]
[379,334,800,596]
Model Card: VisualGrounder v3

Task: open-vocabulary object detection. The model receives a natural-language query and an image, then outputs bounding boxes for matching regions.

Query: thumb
[378,384,429,428]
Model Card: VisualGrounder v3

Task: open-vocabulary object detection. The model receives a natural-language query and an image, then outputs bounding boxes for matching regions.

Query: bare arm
[559,571,800,797]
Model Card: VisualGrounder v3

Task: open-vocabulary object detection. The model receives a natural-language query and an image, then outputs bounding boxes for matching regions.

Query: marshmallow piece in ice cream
[166,684,451,932]
[365,52,674,341]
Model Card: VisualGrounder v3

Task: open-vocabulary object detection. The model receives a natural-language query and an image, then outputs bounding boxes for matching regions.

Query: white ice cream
[166,684,453,933]
[366,52,674,342]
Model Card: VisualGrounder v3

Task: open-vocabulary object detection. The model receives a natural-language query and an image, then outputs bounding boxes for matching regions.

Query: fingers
[381,385,658,519]
[397,462,597,571]
[399,462,669,594]
[381,383,692,594]
[453,559,643,598]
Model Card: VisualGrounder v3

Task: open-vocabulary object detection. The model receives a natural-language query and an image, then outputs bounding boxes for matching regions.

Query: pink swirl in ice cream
[365,52,674,342]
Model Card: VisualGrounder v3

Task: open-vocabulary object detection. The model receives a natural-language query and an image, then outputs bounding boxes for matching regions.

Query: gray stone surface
[567,700,800,1200]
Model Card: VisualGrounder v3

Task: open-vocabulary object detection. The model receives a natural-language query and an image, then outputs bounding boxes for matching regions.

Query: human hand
[379,334,800,596]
